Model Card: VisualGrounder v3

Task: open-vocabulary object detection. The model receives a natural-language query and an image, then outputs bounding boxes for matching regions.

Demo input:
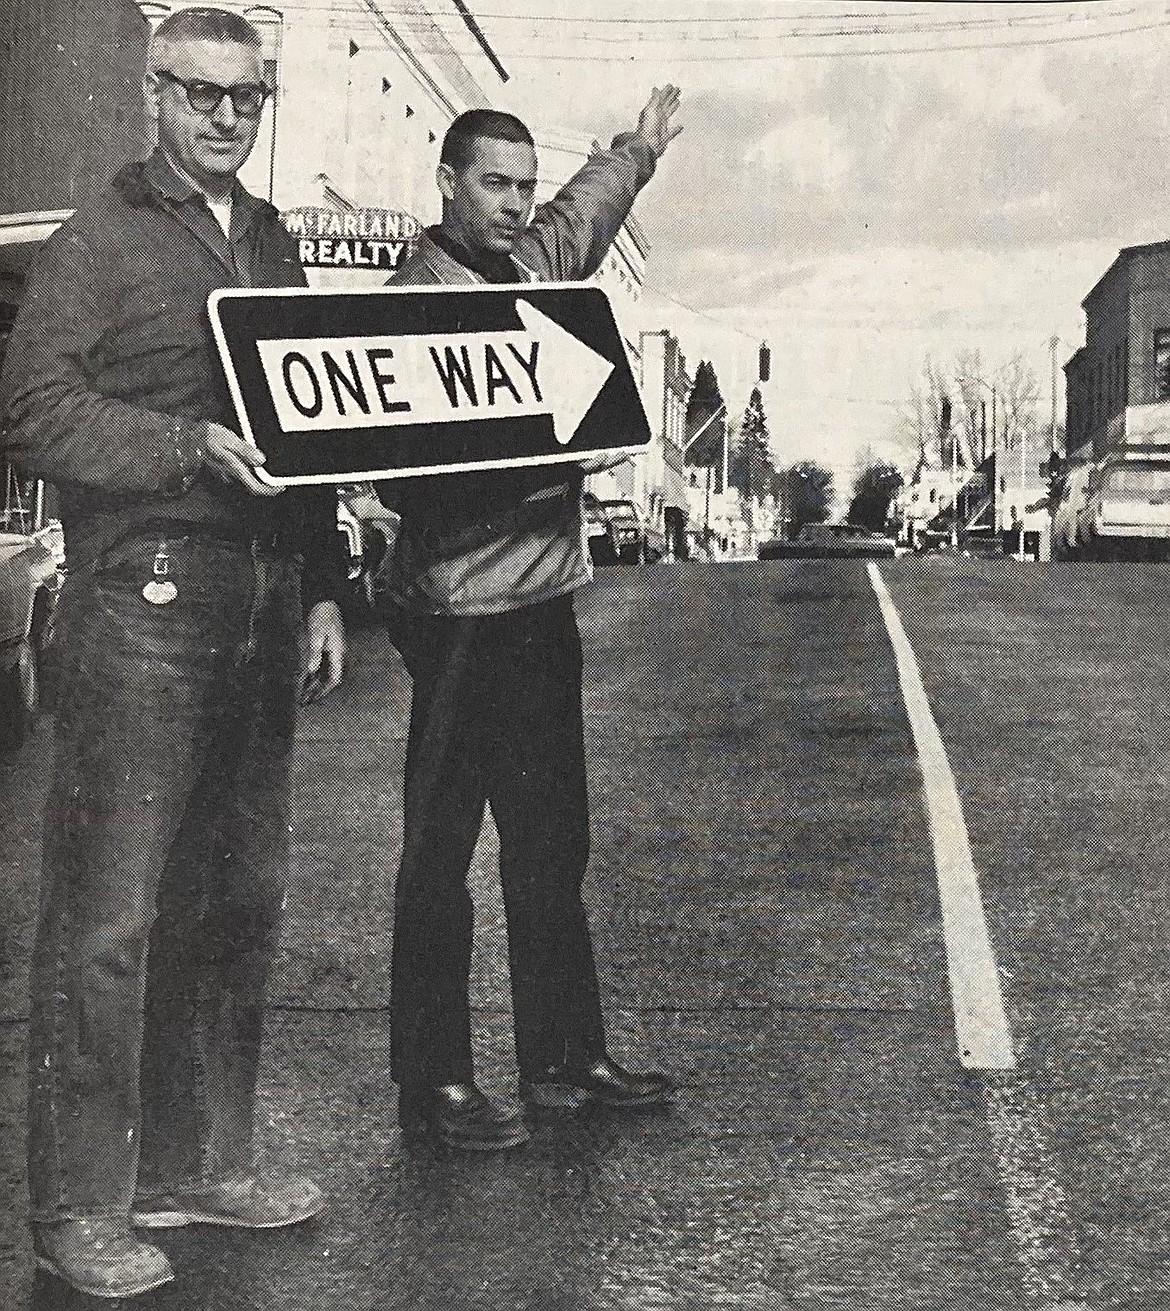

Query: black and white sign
[209,284,652,485]
[280,208,420,271]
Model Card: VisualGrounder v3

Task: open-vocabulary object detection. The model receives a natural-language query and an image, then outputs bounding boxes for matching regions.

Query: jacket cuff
[301,547,347,614]
[302,578,345,615]
[160,418,207,494]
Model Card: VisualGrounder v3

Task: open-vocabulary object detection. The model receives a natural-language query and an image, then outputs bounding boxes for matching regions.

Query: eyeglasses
[154,69,272,118]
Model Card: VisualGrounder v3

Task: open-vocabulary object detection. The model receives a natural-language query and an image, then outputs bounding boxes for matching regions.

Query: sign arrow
[254,298,614,447]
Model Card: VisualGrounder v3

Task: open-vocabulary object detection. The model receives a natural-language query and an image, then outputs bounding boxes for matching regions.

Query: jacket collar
[414,230,535,285]
[114,150,267,233]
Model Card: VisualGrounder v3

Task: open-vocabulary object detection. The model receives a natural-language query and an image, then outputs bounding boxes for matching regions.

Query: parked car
[758,521,896,560]
[583,493,613,564]
[0,524,63,750]
[586,497,664,565]
[1079,457,1170,560]
[337,484,400,614]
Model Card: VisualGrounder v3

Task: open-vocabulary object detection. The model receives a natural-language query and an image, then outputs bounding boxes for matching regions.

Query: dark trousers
[27,536,300,1221]
[388,594,605,1088]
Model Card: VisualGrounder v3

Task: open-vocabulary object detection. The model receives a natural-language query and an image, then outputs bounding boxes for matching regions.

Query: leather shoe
[33,1217,174,1298]
[521,1055,676,1110]
[399,1082,529,1150]
[131,1170,324,1229]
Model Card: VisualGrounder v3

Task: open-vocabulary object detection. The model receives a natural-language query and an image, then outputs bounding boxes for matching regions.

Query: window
[1155,329,1170,400]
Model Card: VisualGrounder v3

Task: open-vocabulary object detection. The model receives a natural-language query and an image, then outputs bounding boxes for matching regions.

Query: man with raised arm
[381,88,683,1151]
[1,8,345,1297]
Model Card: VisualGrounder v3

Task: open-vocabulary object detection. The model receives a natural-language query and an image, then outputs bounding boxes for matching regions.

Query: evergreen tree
[729,386,774,503]
[848,461,904,530]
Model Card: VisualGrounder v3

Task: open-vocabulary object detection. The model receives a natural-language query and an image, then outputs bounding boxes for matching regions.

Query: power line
[444,7,1139,37]
[276,8,1166,59]
[268,0,1146,37]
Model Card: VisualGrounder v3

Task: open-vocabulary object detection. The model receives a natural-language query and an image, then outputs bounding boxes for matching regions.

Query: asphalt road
[1,556,1168,1309]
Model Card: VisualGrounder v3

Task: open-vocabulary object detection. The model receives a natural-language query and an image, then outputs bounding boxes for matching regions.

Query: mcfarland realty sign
[281,208,420,271]
[209,284,651,485]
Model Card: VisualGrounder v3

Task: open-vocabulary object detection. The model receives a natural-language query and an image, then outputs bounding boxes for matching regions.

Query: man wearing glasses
[1,8,345,1298]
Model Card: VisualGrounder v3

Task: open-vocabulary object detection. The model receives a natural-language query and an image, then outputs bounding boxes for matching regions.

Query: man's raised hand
[204,421,284,497]
[633,85,683,159]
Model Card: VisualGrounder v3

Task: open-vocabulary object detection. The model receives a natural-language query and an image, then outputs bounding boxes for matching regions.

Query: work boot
[33,1217,174,1298]
[131,1170,324,1229]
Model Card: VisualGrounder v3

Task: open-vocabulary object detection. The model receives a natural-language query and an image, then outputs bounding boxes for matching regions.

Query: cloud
[746,113,851,190]
[485,6,1170,471]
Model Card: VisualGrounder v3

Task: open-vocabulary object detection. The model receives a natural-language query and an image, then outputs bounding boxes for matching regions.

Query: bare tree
[894,356,950,464]
[995,353,1041,454]
[898,351,1041,469]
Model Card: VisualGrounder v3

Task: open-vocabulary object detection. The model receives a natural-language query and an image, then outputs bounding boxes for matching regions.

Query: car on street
[758,521,897,560]
[585,497,664,565]
[0,523,63,750]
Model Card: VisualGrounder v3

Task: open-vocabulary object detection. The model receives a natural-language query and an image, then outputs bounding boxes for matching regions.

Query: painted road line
[867,563,1015,1071]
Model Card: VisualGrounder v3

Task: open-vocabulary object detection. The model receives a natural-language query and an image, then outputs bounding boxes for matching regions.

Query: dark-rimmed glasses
[154,69,272,119]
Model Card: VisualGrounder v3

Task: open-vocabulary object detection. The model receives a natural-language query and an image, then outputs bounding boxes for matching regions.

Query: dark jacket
[0,151,344,608]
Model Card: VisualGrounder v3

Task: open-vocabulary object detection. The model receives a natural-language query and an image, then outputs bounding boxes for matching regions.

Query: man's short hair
[440,110,534,172]
[150,7,262,66]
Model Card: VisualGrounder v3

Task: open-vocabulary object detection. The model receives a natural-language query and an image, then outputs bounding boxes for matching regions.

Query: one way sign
[209,283,652,485]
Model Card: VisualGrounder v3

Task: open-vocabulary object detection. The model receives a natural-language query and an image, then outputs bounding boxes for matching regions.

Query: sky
[443,0,1170,491]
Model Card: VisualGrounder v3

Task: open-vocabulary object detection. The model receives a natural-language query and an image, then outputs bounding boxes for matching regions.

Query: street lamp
[682,402,728,554]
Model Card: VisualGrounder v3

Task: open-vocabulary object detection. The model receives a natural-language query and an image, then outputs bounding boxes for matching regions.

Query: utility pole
[1018,417,1028,560]
[950,420,959,549]
[1049,334,1060,459]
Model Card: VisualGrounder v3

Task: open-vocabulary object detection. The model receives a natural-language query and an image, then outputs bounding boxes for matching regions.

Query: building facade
[0,1,150,323]
[139,0,507,287]
[1065,240,1170,462]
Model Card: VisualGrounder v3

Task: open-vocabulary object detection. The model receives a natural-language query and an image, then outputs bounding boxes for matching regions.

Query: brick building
[1065,240,1170,462]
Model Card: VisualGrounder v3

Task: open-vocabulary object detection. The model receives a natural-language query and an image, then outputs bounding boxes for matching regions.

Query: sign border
[208,282,651,487]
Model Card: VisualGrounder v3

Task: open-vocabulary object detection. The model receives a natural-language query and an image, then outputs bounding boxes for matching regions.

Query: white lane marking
[867,563,1016,1071]
[983,1075,1091,1310]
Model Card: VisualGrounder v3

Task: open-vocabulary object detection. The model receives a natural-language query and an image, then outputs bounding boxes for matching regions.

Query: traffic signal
[759,342,770,384]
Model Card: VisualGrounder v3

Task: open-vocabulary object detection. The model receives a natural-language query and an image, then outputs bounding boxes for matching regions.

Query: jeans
[27,533,301,1222]
[388,594,605,1089]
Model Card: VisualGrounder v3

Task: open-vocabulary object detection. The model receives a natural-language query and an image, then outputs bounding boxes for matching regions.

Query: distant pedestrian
[380,88,682,1150]
[0,8,345,1298]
